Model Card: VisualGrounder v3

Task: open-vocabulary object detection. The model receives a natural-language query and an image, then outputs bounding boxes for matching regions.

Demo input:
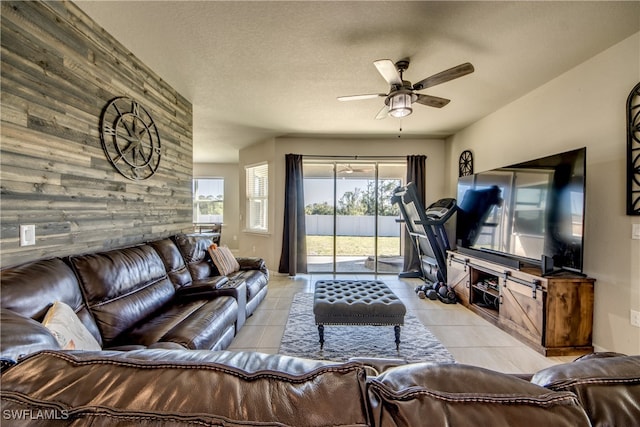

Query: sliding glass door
[304,160,405,274]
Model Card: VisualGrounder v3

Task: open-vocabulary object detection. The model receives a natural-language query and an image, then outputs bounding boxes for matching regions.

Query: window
[193,178,224,223]
[246,162,268,232]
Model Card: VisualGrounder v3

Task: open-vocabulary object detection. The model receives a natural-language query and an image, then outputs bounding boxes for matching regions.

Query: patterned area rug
[279,293,455,363]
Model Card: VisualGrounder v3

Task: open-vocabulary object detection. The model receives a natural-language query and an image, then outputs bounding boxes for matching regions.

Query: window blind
[246,163,268,231]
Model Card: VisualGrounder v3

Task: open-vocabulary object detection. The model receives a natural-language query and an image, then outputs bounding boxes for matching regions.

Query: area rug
[279,292,455,363]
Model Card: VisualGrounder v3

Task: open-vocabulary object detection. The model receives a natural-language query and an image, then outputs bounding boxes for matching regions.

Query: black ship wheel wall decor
[100,97,162,181]
[458,150,473,177]
[628,82,640,215]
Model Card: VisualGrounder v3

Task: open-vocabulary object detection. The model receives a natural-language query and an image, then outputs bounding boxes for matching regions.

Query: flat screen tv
[456,147,586,274]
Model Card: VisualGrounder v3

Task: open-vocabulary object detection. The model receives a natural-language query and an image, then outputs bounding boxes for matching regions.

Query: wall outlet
[19,224,36,246]
[631,309,640,328]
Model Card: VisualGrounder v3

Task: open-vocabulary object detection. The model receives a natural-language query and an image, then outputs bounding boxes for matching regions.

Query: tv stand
[447,250,595,357]
[542,268,588,278]
[456,246,522,270]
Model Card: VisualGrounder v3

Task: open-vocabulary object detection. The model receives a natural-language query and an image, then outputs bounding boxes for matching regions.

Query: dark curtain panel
[403,155,426,272]
[278,154,308,275]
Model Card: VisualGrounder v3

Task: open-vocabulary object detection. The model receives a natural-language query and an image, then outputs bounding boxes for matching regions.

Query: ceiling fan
[338,59,474,119]
[338,164,372,174]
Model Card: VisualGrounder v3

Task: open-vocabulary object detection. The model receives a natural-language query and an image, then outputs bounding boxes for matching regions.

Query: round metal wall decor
[458,150,473,177]
[100,97,161,180]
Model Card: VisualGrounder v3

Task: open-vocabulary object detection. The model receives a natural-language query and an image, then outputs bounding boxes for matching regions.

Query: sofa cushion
[123,297,238,350]
[0,258,101,345]
[172,233,217,280]
[0,350,371,427]
[42,301,101,351]
[0,309,60,363]
[531,354,640,427]
[68,245,176,347]
[368,362,590,426]
[207,244,239,275]
[148,238,193,289]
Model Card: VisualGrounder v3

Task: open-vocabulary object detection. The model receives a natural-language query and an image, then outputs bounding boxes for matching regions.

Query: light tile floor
[228,273,576,374]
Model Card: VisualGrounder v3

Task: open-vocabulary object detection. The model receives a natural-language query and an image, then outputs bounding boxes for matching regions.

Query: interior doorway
[303,160,405,274]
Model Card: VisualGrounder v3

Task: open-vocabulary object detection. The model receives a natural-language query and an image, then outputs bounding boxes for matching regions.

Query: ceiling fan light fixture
[388,93,413,118]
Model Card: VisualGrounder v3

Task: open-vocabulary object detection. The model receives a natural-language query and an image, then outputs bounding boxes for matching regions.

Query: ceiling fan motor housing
[384,87,418,106]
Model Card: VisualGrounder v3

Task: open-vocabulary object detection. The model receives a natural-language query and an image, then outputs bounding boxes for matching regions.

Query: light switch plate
[19,224,36,246]
[633,224,640,240]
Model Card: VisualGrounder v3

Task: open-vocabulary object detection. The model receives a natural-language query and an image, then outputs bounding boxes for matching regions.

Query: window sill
[243,229,271,236]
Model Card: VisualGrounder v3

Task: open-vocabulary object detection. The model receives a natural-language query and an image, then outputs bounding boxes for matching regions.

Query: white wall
[239,137,446,272]
[238,139,277,260]
[446,33,640,354]
[193,163,241,250]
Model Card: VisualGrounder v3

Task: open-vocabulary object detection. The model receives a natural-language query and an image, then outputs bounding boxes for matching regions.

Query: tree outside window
[304,179,401,216]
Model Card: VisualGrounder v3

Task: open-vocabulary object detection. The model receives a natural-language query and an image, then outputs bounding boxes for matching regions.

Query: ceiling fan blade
[412,62,475,90]
[375,104,389,120]
[374,59,402,86]
[337,93,387,102]
[416,94,451,108]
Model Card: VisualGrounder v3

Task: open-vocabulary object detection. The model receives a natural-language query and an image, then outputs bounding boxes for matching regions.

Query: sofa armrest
[175,276,229,300]
[531,354,640,427]
[236,257,265,270]
[236,257,269,278]
[1,308,61,363]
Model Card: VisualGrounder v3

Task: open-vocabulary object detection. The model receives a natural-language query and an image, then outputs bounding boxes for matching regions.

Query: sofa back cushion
[0,258,101,345]
[531,354,640,427]
[0,350,371,427]
[148,238,193,289]
[68,245,175,347]
[368,362,590,427]
[172,234,217,280]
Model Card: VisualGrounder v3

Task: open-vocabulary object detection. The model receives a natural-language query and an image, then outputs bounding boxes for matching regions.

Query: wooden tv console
[446,250,595,356]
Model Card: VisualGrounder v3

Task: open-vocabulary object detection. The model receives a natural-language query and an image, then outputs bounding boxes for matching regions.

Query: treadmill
[391,182,457,284]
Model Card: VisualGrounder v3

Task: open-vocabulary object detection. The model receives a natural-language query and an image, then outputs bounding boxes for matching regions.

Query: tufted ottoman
[313,280,406,350]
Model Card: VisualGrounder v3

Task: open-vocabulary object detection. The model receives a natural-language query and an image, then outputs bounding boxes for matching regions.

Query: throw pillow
[42,301,101,351]
[208,243,240,276]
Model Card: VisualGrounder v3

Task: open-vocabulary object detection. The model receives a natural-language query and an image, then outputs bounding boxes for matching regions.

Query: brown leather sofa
[0,233,268,358]
[0,348,637,426]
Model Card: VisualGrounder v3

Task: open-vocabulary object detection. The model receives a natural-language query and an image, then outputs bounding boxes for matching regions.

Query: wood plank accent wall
[0,1,193,268]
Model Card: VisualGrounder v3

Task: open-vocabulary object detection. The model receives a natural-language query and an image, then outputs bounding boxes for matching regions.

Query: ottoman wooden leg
[318,324,324,349]
[394,325,401,350]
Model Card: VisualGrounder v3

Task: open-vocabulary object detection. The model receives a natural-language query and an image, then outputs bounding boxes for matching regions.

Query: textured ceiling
[75,1,640,163]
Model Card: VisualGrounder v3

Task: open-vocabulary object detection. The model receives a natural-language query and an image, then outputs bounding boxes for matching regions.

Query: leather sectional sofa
[0,349,638,426]
[1,236,639,426]
[0,233,269,356]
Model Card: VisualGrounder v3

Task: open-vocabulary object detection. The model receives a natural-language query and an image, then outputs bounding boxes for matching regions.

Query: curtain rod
[301,155,409,160]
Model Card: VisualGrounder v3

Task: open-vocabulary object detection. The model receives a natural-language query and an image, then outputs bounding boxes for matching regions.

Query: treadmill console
[425,198,457,223]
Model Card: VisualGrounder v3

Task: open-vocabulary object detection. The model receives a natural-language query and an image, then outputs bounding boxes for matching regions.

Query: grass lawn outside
[306,235,401,256]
